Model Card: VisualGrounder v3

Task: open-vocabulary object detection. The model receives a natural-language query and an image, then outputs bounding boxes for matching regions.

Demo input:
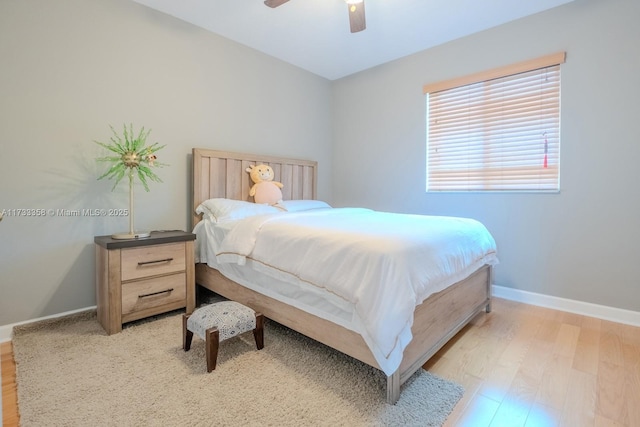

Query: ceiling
[131,0,575,81]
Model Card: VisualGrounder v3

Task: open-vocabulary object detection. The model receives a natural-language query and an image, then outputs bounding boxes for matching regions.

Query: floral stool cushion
[182,301,264,372]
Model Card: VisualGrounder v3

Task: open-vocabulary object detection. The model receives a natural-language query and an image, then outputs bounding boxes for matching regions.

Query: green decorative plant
[94,124,167,239]
[95,124,166,191]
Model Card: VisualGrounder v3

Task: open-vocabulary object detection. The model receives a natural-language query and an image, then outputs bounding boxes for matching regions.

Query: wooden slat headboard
[192,148,318,225]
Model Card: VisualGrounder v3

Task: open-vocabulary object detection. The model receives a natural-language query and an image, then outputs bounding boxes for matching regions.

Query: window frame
[423,52,566,193]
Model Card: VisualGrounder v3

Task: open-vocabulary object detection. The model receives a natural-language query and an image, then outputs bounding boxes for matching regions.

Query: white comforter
[214,207,498,376]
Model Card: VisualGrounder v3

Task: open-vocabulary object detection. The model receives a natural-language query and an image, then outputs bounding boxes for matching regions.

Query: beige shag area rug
[12,310,463,426]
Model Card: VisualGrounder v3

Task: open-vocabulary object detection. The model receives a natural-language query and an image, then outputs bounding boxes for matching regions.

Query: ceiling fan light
[345,0,364,4]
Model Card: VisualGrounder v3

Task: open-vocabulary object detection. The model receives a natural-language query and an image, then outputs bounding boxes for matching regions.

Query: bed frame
[192,148,493,404]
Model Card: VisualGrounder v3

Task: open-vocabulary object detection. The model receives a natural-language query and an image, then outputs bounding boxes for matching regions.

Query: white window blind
[424,53,565,192]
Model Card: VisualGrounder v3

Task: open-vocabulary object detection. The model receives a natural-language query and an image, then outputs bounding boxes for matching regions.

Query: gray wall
[0,0,332,326]
[331,0,640,312]
[2,0,639,328]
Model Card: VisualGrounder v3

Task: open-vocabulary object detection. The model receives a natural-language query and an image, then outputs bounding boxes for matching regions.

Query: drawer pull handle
[138,288,174,299]
[137,257,174,266]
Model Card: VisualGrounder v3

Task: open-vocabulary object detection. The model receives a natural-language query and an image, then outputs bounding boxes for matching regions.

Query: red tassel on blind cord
[543,133,548,168]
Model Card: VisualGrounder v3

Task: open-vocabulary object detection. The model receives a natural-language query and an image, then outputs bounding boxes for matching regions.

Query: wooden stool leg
[183,314,193,351]
[205,327,220,372]
[253,313,264,350]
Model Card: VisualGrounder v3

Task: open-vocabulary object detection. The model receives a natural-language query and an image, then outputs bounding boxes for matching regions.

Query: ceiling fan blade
[347,1,366,33]
[264,0,290,8]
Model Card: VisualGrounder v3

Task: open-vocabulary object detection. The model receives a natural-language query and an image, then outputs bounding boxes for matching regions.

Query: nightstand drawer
[95,230,195,334]
[121,242,186,281]
[121,273,187,316]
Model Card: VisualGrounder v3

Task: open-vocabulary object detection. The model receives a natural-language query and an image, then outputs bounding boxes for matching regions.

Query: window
[424,52,565,192]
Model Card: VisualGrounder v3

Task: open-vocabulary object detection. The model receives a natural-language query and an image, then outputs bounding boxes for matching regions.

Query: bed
[192,148,497,404]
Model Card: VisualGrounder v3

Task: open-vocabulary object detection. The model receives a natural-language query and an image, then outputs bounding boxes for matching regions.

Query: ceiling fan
[264,0,366,33]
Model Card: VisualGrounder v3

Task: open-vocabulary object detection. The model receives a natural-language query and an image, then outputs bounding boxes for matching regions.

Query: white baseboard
[0,306,96,343]
[492,285,640,327]
[2,289,639,343]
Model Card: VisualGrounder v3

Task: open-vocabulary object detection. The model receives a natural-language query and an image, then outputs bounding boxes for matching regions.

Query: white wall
[331,0,640,312]
[0,0,332,326]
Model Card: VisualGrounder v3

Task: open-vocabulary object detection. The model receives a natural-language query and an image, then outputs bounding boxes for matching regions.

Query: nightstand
[95,230,196,335]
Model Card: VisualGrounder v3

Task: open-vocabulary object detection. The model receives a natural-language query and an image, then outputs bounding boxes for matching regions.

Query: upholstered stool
[182,301,264,372]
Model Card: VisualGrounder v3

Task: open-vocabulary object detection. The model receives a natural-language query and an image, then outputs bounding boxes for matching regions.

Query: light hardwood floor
[2,297,639,426]
[2,341,19,427]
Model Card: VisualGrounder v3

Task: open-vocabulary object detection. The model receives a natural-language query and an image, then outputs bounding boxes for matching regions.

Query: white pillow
[279,200,332,212]
[196,198,281,222]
